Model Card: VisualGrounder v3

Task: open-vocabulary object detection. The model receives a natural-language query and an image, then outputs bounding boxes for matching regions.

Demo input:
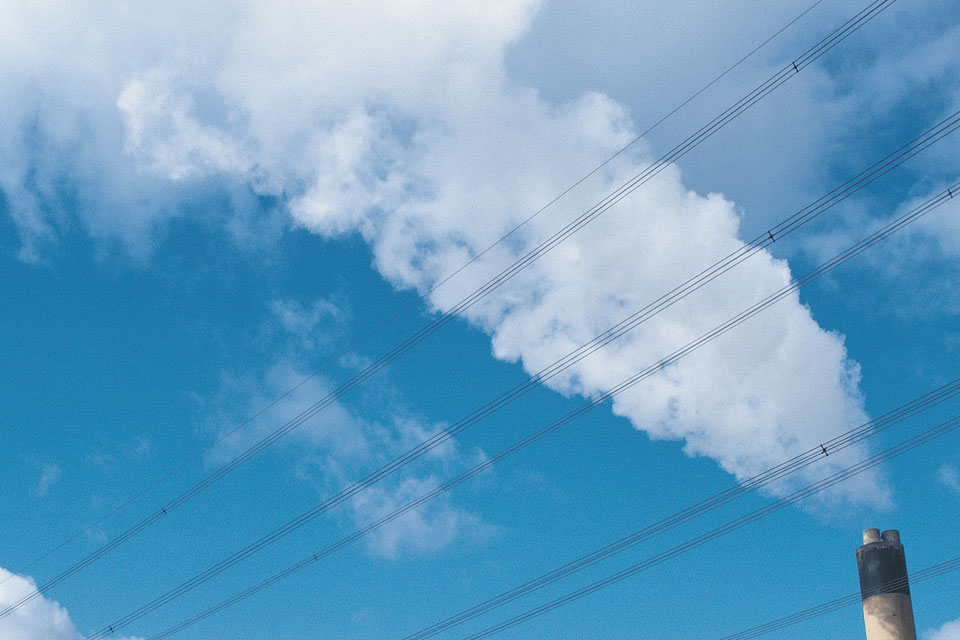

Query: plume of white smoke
[1,0,890,505]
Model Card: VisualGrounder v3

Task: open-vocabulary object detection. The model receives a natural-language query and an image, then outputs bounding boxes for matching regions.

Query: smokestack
[856,528,917,640]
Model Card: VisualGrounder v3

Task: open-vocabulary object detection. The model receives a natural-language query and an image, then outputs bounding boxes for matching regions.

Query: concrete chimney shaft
[856,528,917,640]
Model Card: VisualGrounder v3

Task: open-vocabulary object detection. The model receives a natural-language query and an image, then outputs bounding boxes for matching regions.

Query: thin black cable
[89,165,960,637]
[112,177,958,640]
[0,0,901,618]
[101,381,942,640]
[720,557,960,639]
[84,144,957,633]
[152,373,960,640]
[95,173,958,635]
[144,413,960,640]
[401,389,960,638]
[459,416,960,640]
[0,0,829,591]
[390,140,960,640]
[418,0,830,302]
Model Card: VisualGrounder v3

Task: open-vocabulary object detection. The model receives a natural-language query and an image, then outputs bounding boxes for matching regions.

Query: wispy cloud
[85,435,154,477]
[267,297,348,354]
[196,296,492,558]
[924,618,960,640]
[31,463,62,499]
[202,358,493,558]
[349,476,497,559]
[938,465,960,494]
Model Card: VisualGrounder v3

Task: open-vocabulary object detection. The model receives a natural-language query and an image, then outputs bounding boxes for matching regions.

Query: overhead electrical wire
[401,390,960,638]
[0,0,830,590]
[106,178,959,640]
[142,413,960,640]
[458,415,960,640]
[121,379,960,640]
[92,113,960,637]
[718,556,960,639]
[70,119,960,633]
[0,0,899,617]
[72,123,960,629]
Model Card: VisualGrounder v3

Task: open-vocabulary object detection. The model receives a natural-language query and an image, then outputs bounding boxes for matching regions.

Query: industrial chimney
[856,528,917,640]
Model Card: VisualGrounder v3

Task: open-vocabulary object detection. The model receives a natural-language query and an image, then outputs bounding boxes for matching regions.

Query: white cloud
[200,360,372,472]
[0,567,141,640]
[31,463,61,498]
[914,193,960,260]
[349,476,495,559]
[801,188,960,320]
[267,298,346,354]
[116,68,250,181]
[925,618,960,640]
[198,298,490,556]
[1,1,912,505]
[204,358,492,556]
[502,0,960,239]
[938,465,960,494]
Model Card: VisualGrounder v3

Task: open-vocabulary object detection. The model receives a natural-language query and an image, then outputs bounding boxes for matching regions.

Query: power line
[719,556,960,639]
[109,177,958,640]
[81,140,959,631]
[0,0,897,617]
[80,139,960,634]
[144,413,960,640]
[457,416,960,640]
[0,0,830,590]
[399,390,960,638]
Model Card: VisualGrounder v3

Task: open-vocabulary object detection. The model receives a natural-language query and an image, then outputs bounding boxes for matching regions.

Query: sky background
[1,0,960,638]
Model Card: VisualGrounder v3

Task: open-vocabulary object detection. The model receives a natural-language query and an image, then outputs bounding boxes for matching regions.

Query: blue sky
[1,1,960,639]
